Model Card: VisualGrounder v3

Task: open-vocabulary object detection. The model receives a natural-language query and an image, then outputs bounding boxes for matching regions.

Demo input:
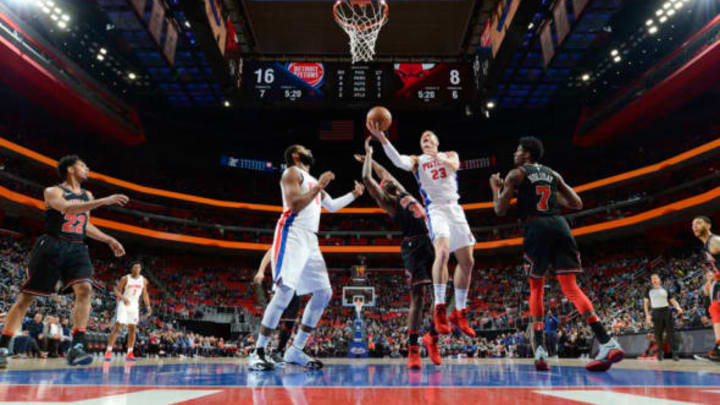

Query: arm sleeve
[382,142,414,171]
[322,192,356,213]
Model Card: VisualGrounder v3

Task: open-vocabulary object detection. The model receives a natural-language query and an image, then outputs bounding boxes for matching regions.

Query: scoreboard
[241,62,474,107]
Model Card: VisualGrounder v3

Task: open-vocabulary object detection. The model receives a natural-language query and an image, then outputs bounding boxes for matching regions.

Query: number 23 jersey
[414,154,459,205]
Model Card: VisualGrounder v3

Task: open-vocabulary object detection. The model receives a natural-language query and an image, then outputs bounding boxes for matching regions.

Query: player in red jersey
[692,215,720,362]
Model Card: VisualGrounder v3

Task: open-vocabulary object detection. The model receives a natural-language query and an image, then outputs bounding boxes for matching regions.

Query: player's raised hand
[353,154,366,163]
[109,238,125,257]
[366,121,386,141]
[489,173,504,191]
[104,194,129,207]
[364,136,374,155]
[353,181,365,198]
[318,171,335,188]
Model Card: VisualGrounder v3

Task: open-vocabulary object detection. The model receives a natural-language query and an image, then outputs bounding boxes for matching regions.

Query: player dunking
[691,215,720,362]
[359,137,441,369]
[490,137,623,372]
[0,155,128,369]
[104,262,152,362]
[249,145,364,371]
[368,123,476,337]
[253,249,301,364]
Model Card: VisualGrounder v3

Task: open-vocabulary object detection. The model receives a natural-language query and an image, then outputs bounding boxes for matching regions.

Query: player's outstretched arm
[490,168,524,216]
[321,181,364,213]
[44,187,128,215]
[366,121,417,171]
[86,221,125,257]
[283,167,331,213]
[353,154,408,195]
[362,138,396,216]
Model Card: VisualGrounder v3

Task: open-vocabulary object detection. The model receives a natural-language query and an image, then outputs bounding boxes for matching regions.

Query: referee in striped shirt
[644,273,684,361]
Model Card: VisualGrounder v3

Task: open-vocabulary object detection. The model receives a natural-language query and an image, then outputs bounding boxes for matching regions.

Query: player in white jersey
[249,144,364,371]
[368,123,476,337]
[104,262,151,362]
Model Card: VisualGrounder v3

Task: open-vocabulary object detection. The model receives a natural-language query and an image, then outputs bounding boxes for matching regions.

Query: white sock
[256,334,270,351]
[106,346,112,353]
[455,289,468,310]
[127,347,133,354]
[433,283,447,306]
[293,330,311,350]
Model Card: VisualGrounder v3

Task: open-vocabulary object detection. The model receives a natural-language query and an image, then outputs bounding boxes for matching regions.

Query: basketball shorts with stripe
[271,227,330,296]
[426,203,476,252]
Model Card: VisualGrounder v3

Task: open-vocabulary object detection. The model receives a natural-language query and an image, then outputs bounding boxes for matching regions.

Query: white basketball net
[333,0,389,63]
[353,296,365,314]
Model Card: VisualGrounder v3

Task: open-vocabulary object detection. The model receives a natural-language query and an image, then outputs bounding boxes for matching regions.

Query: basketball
[366,106,392,132]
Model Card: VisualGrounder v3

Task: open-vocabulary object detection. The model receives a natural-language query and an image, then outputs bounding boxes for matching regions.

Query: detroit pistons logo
[287,63,325,88]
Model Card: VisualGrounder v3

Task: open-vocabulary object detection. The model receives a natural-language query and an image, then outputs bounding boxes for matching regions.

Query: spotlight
[184,21,191,28]
[128,72,136,80]
[528,22,534,30]
[674,2,683,9]
[96,54,104,61]
[646,19,654,26]
[667,9,675,16]
[581,73,590,81]
[50,14,58,21]
[99,48,107,55]
[663,2,671,9]
[223,100,231,107]
[61,14,70,21]
[610,49,619,56]
[613,55,621,63]
[648,26,658,34]
[57,20,66,29]
[486,101,495,109]
[660,16,668,23]
[655,9,663,16]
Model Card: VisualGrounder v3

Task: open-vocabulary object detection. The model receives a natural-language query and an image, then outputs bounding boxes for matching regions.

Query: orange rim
[333,0,389,31]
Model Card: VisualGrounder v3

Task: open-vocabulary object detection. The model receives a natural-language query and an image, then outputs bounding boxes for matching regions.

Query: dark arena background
[1,0,720,404]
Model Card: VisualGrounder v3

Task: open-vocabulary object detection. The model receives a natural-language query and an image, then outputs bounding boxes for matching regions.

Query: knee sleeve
[260,285,296,330]
[710,301,720,324]
[301,288,332,328]
[557,274,596,321]
[529,277,545,323]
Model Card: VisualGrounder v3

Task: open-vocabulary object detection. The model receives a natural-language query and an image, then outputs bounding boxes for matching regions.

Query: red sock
[557,274,595,317]
[710,301,720,324]
[529,277,545,319]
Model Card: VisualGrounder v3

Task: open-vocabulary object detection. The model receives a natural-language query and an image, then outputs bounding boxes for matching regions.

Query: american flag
[319,120,354,141]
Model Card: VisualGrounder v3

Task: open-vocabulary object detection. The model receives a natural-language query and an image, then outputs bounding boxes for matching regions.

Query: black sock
[256,347,265,356]
[72,331,86,349]
[277,322,293,353]
[533,329,545,349]
[429,322,438,337]
[0,334,11,349]
[589,321,610,344]
[409,331,420,346]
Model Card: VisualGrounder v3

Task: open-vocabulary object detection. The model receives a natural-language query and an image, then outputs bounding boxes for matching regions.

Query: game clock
[241,61,472,108]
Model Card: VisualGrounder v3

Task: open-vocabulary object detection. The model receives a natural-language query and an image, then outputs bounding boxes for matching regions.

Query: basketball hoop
[333,0,389,63]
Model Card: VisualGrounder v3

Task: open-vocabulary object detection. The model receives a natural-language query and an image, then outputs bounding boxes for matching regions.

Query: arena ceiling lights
[579,0,693,85]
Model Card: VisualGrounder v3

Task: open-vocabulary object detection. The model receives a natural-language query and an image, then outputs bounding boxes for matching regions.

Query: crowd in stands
[1,225,715,361]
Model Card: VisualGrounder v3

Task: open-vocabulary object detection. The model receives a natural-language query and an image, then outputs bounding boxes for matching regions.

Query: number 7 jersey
[517,163,561,219]
[414,154,460,205]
